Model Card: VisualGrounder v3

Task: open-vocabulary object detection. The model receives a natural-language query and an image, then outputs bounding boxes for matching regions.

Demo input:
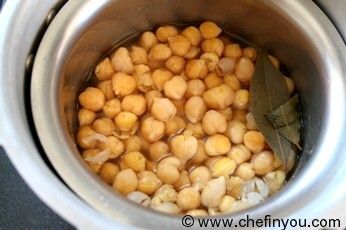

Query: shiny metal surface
[30,0,346,229]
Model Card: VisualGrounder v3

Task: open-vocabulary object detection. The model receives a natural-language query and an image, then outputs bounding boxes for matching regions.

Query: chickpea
[103,98,122,118]
[115,111,138,132]
[184,122,205,139]
[174,170,191,191]
[153,184,178,203]
[130,46,148,65]
[171,98,186,116]
[219,195,236,213]
[201,38,224,57]
[204,72,222,89]
[79,87,105,112]
[100,162,119,184]
[200,52,219,72]
[165,56,185,74]
[189,166,212,188]
[235,162,255,181]
[151,68,173,91]
[119,160,129,170]
[217,57,236,75]
[208,208,221,216]
[185,209,208,216]
[182,26,201,46]
[177,187,201,210]
[77,126,105,149]
[111,47,134,74]
[225,121,247,144]
[199,21,222,39]
[186,79,206,97]
[165,116,186,136]
[155,25,178,42]
[141,116,165,142]
[95,57,115,81]
[185,96,207,123]
[151,202,181,214]
[203,84,235,110]
[112,73,136,96]
[184,46,200,59]
[137,171,162,195]
[99,136,124,159]
[246,113,258,130]
[171,134,198,162]
[134,72,153,93]
[121,94,147,116]
[97,80,115,100]
[146,161,156,172]
[263,170,286,194]
[93,117,116,136]
[224,44,242,59]
[167,35,191,57]
[227,144,251,165]
[244,131,265,153]
[151,98,177,121]
[82,149,106,173]
[145,90,162,109]
[243,47,258,61]
[217,107,233,121]
[78,109,96,126]
[124,135,142,152]
[127,191,151,207]
[205,134,231,156]
[147,59,164,70]
[113,168,138,195]
[201,177,226,208]
[234,57,255,83]
[149,141,169,162]
[156,156,181,184]
[202,110,227,135]
[148,44,172,61]
[226,176,244,199]
[251,151,275,175]
[233,89,250,110]
[284,76,295,94]
[185,59,208,79]
[123,151,146,172]
[139,31,158,51]
[133,64,150,75]
[209,157,236,177]
[223,74,241,91]
[268,55,280,68]
[189,140,209,164]
[163,76,187,100]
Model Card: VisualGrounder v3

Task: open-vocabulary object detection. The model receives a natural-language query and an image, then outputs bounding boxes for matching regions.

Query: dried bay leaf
[250,51,294,166]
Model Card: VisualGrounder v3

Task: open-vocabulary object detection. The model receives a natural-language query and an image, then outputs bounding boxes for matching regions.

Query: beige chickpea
[113,168,138,195]
[163,76,187,100]
[124,135,142,152]
[201,38,224,57]
[171,134,198,162]
[186,79,206,97]
[127,191,151,207]
[205,134,231,156]
[235,57,255,83]
[199,21,222,39]
[152,68,173,91]
[189,166,212,188]
[251,151,275,175]
[119,160,129,170]
[115,111,138,132]
[217,107,233,121]
[137,171,162,195]
[134,72,153,93]
[82,149,104,173]
[263,170,286,194]
[223,74,241,91]
[209,157,236,177]
[245,113,258,130]
[153,184,178,204]
[202,110,227,135]
[233,89,250,110]
[219,195,236,213]
[97,80,115,100]
[201,177,226,208]
[139,31,158,51]
[185,209,208,216]
[130,46,148,65]
[133,64,150,75]
[151,98,177,121]
[185,96,207,123]
[227,144,251,165]
[235,162,255,181]
[243,131,265,153]
[182,26,201,46]
[203,84,235,110]
[225,121,247,144]
[100,162,119,184]
[151,202,181,214]
[121,94,147,116]
[93,117,116,136]
[226,176,244,199]
[243,47,258,61]
[204,72,222,89]
[189,140,208,165]
[78,109,96,126]
[200,52,219,72]
[112,73,136,96]
[111,47,134,74]
[77,126,105,149]
[79,87,105,112]
[99,136,124,159]
[103,98,122,118]
[167,35,191,57]
[177,187,201,210]
[165,116,186,136]
[172,98,186,116]
[156,156,181,184]
[165,56,185,74]
[233,110,247,123]
[145,90,162,109]
[155,25,178,42]
[141,116,165,142]
[148,44,172,61]
[184,46,200,59]
[149,141,169,162]
[224,44,242,59]
[174,170,191,191]
[284,76,295,94]
[185,59,208,79]
[123,151,147,172]
[184,122,205,139]
[95,57,115,81]
[268,55,280,68]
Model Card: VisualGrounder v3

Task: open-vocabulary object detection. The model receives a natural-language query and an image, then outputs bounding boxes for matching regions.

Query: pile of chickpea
[76,22,295,216]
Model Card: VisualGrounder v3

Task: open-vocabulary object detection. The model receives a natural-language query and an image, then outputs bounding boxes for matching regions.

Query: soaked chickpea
[78,109,96,126]
[185,96,207,123]
[152,68,173,91]
[100,162,119,184]
[243,131,265,153]
[203,84,235,110]
[141,116,165,142]
[168,35,191,56]
[243,47,258,61]
[155,25,178,42]
[219,195,236,213]
[145,90,162,109]
[97,80,115,100]
[223,74,241,91]
[139,31,158,50]
[202,110,227,135]
[209,157,236,177]
[204,134,231,156]
[77,126,104,149]
[93,117,116,136]
[227,144,251,165]
[99,136,125,159]
[79,87,105,112]
[121,94,147,116]
[148,44,172,61]
[200,52,219,72]
[182,26,201,46]
[204,72,222,89]
[149,141,169,162]
[103,98,122,118]
[185,59,208,79]
[217,107,233,121]
[217,57,236,75]
[171,134,198,163]
[124,135,142,152]
[226,121,247,144]
[123,151,146,172]
[224,44,242,59]
[184,46,200,59]
[113,168,138,195]
[95,57,115,81]
[227,176,244,199]
[82,149,104,173]
[186,209,208,216]
[234,57,255,83]
[233,89,250,110]
[232,110,247,123]
[184,122,206,139]
[164,76,187,100]
[115,111,138,132]
[245,113,258,130]
[201,38,224,57]
[189,166,212,188]
[165,56,185,74]
[156,157,181,185]
[111,47,134,74]
[138,171,162,195]
[130,46,148,65]
[186,79,206,97]
[199,21,222,39]
[151,98,177,121]
[112,73,136,96]
[235,162,255,180]
[165,116,186,136]
[177,187,201,210]
[251,151,275,175]
[201,177,226,208]
[174,170,191,191]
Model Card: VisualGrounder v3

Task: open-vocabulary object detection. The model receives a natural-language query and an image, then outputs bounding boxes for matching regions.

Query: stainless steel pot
[1,0,346,229]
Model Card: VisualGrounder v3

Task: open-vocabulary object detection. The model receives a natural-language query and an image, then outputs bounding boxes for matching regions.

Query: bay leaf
[250,51,294,165]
